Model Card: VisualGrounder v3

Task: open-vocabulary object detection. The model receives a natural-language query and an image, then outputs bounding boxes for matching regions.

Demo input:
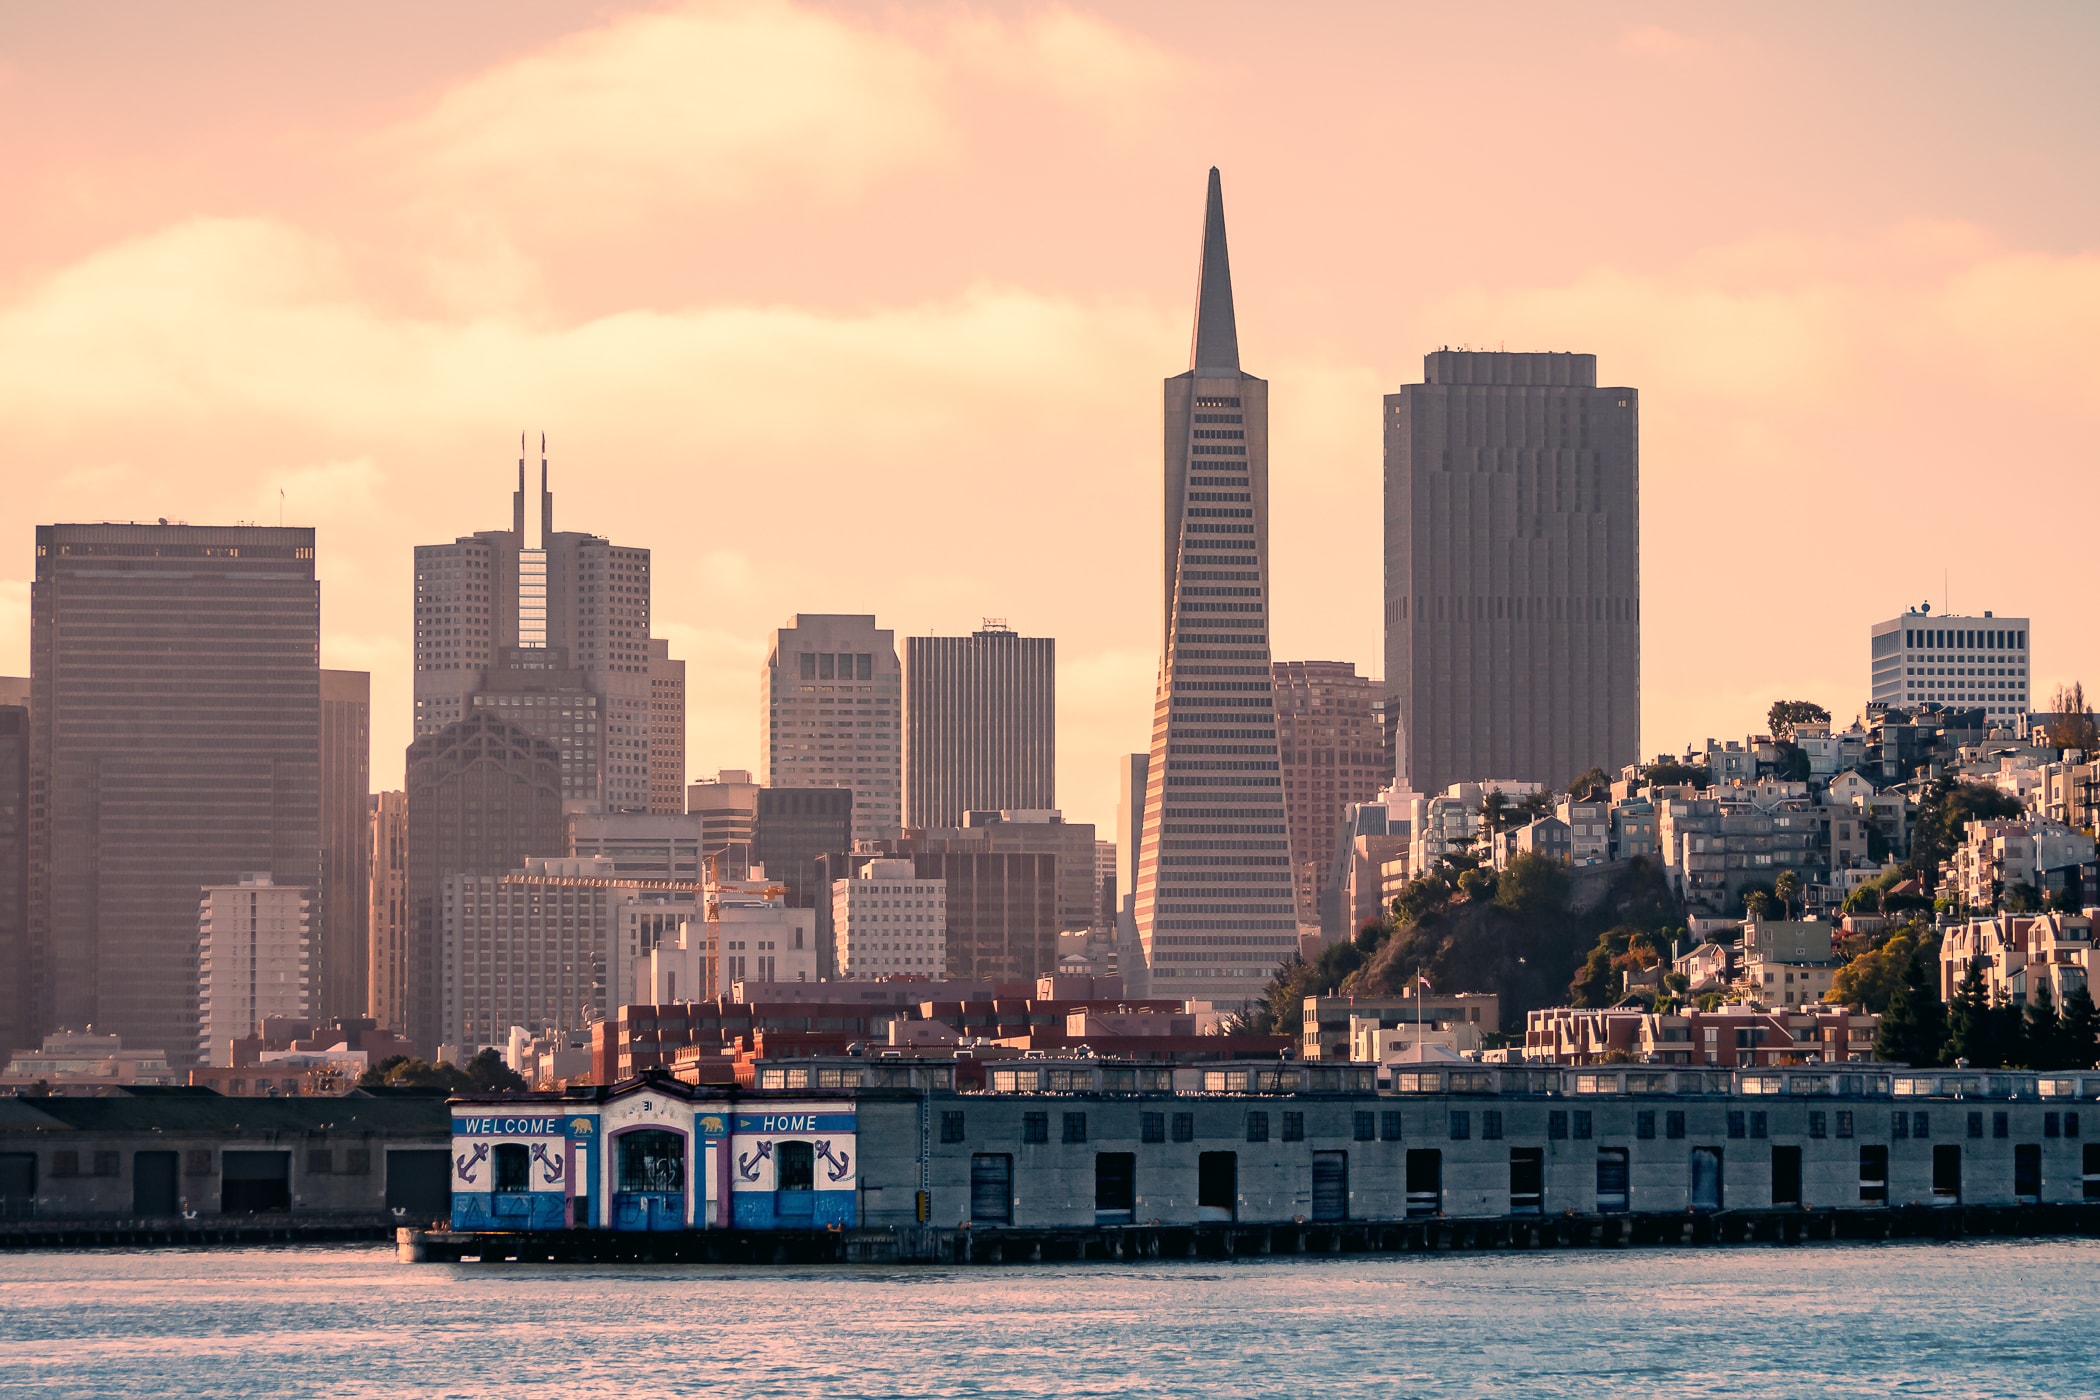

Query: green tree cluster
[1766,699,1831,741]
[1641,759,1711,789]
[357,1048,528,1094]
[1828,928,1927,1013]
[1877,953,2100,1070]
[1569,926,1666,1008]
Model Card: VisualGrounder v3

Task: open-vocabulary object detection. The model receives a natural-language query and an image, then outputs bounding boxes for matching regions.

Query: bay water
[2,1238,2094,1396]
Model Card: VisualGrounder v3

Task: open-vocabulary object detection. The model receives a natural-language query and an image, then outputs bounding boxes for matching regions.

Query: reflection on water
[2,1239,2096,1398]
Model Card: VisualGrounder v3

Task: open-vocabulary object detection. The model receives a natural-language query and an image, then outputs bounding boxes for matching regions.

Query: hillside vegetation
[1238,854,1683,1037]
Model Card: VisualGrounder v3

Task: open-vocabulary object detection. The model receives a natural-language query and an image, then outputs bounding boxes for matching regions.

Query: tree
[2021,979,2063,1069]
[358,1055,467,1091]
[357,1049,528,1094]
[1767,699,1831,742]
[1566,766,1612,800]
[463,1047,529,1093]
[1773,871,1802,921]
[1480,789,1511,841]
[1743,889,1772,921]
[1494,852,1570,921]
[1391,870,1453,925]
[2061,984,2100,1071]
[1943,959,2020,1068]
[2045,681,2098,754]
[1827,931,1916,1013]
[1875,948,1946,1067]
[1642,759,1711,790]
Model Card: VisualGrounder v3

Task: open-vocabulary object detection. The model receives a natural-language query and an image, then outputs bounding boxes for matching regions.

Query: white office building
[760,614,903,843]
[197,874,311,1066]
[1870,608,2031,721]
[831,858,946,981]
[439,857,703,1052]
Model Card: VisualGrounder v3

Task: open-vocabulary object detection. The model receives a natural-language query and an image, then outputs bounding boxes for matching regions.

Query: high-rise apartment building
[761,615,902,842]
[1130,171,1299,1002]
[1383,351,1640,796]
[687,769,760,876]
[317,669,370,1023]
[648,639,686,815]
[1273,661,1389,929]
[196,873,310,1066]
[438,856,702,1054]
[414,448,668,813]
[0,703,27,1056]
[831,858,946,981]
[30,524,320,1064]
[403,712,567,1054]
[367,791,408,1031]
[903,625,1055,829]
[1870,609,2031,722]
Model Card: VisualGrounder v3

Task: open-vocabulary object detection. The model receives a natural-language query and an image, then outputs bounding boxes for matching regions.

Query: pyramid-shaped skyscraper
[1129,170,1299,1002]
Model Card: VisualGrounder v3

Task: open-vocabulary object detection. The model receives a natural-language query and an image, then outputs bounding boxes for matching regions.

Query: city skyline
[1,3,2097,837]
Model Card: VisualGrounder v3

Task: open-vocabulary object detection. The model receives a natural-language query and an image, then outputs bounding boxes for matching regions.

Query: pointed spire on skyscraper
[513,432,526,540]
[539,431,553,546]
[1189,166,1239,373]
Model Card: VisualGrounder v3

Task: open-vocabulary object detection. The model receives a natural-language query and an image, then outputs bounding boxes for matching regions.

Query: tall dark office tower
[1130,170,1298,1003]
[896,849,1056,982]
[1383,352,1639,796]
[317,669,371,1023]
[0,704,28,1055]
[403,712,565,1055]
[29,524,320,1063]
[903,624,1055,829]
[752,786,854,913]
[414,445,664,813]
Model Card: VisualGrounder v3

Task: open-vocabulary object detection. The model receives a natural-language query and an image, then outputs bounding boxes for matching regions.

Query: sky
[1,1,2096,833]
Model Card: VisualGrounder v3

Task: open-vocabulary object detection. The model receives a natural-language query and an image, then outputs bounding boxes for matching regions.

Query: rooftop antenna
[278,488,284,526]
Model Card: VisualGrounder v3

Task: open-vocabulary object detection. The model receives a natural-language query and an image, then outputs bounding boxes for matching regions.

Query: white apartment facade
[831,858,946,981]
[197,874,311,1066]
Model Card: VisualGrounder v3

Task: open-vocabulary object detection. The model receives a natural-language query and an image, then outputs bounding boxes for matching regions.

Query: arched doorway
[612,1128,687,1231]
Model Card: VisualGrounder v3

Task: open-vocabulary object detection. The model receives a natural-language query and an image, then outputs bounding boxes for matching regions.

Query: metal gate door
[1311,1151,1348,1222]
[970,1153,1012,1225]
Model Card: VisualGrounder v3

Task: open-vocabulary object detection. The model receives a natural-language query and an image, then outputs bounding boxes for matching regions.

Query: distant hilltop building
[1870,606,2031,724]
[1383,351,1640,795]
[1129,169,1299,1003]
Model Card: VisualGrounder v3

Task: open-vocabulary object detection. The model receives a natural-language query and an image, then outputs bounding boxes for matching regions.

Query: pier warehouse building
[438,1060,2100,1240]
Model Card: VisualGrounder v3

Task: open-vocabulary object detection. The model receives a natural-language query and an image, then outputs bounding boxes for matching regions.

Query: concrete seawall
[400,1202,2100,1265]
